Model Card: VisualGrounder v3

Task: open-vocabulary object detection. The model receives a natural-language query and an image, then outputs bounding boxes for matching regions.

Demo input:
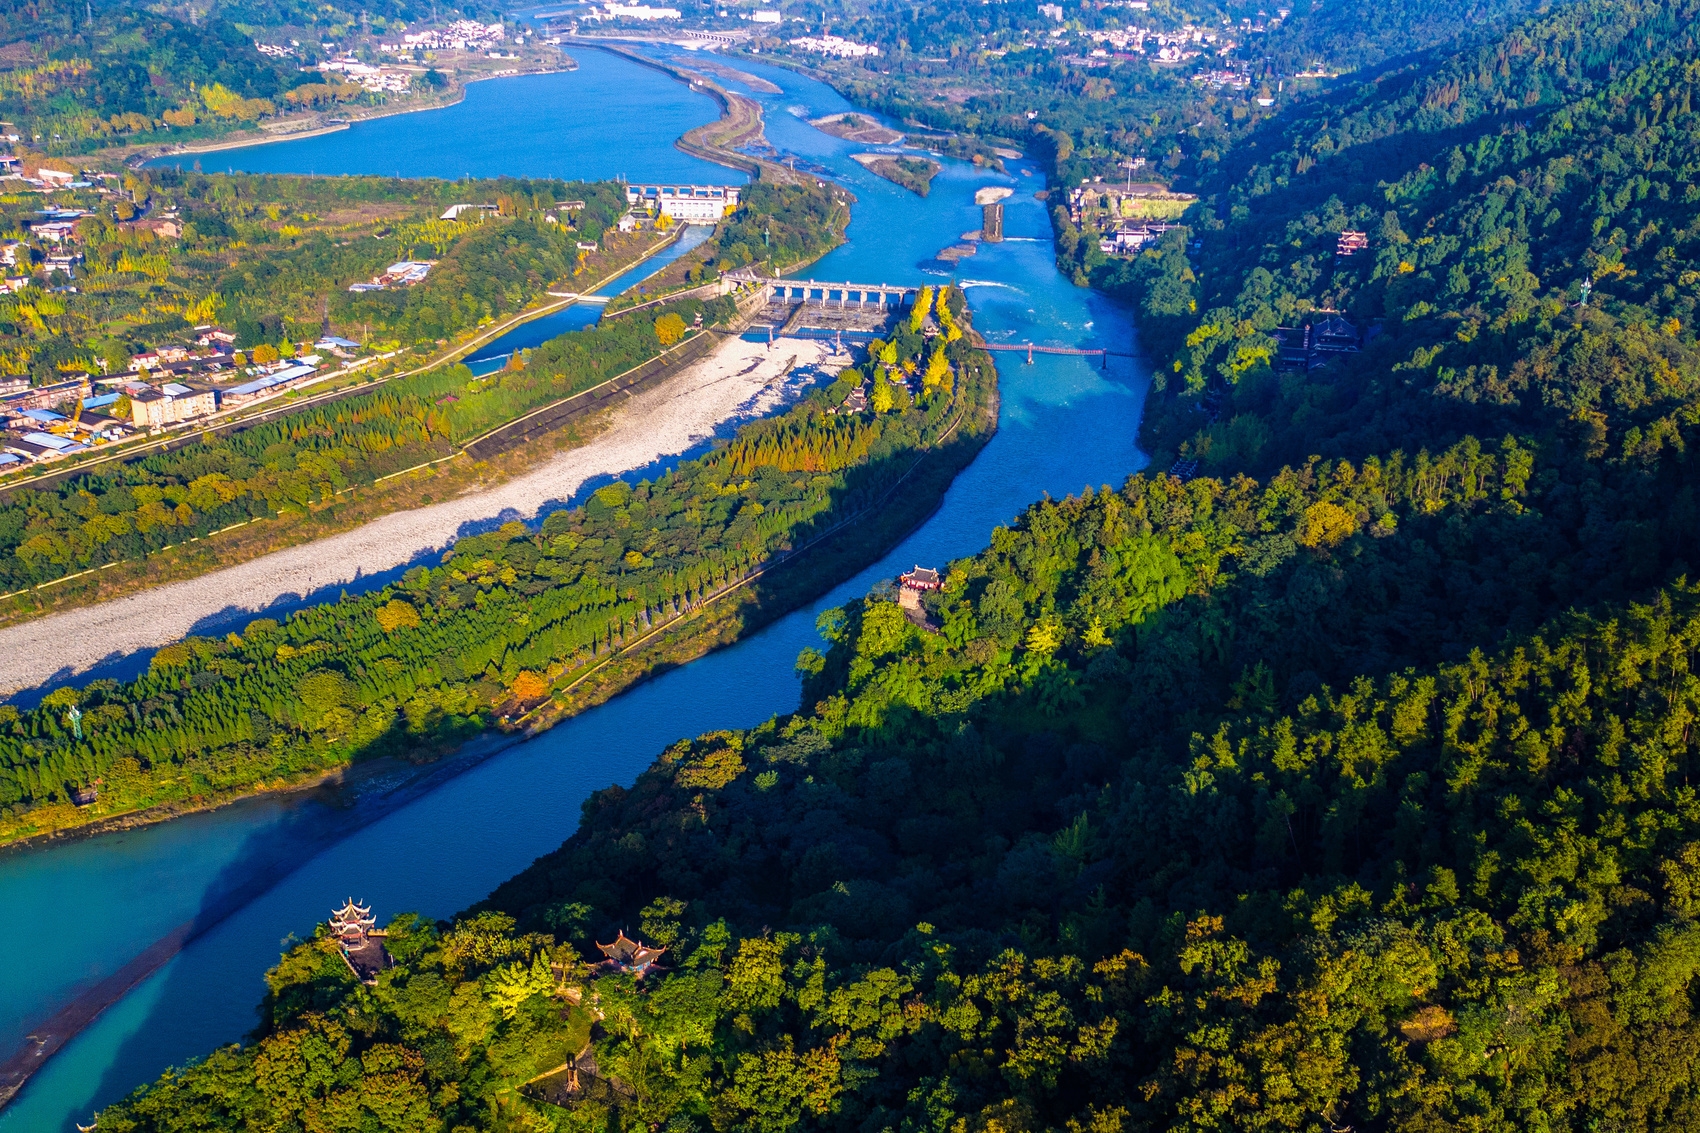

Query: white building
[626,184,741,222]
[605,3,682,17]
[788,33,879,58]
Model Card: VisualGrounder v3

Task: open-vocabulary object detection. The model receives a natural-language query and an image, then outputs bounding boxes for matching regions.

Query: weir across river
[725,270,920,309]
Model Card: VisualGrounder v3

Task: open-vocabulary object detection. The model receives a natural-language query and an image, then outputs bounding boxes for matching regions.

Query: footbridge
[980,342,1136,368]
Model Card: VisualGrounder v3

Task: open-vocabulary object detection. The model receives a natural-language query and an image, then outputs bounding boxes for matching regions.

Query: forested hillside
[85,3,1700,1133]
[0,0,482,153]
[1126,0,1700,476]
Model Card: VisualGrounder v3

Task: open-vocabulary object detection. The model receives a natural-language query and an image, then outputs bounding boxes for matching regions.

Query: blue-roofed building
[223,363,317,402]
[22,431,86,453]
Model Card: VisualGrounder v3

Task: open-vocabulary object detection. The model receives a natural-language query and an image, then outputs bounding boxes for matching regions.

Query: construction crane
[50,393,85,438]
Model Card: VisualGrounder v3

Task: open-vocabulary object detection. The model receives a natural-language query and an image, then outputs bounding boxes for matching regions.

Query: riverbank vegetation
[86,0,1700,1128]
[851,153,940,197]
[0,287,993,848]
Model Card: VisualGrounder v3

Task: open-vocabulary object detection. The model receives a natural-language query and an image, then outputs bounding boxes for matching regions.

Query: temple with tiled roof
[594,931,666,977]
[328,898,391,985]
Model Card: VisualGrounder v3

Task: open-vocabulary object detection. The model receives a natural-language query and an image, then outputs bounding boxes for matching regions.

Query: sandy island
[810,112,903,145]
[0,335,846,696]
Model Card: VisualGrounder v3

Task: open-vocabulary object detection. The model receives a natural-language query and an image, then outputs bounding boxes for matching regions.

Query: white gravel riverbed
[1,334,846,697]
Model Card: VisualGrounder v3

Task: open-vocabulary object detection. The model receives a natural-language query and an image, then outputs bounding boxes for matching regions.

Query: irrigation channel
[0,43,1150,1131]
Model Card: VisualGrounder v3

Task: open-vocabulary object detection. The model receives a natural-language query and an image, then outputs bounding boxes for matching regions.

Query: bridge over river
[980,341,1136,367]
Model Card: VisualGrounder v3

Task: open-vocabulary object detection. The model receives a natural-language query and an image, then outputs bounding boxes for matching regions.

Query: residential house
[131,382,217,428]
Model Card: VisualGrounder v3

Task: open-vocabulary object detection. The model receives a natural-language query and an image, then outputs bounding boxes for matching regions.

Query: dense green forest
[0,179,844,594]
[0,286,994,846]
[1122,0,1700,476]
[87,0,1700,1130]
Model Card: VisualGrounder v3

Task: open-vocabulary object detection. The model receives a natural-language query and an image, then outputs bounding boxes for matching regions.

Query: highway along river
[0,45,1148,1131]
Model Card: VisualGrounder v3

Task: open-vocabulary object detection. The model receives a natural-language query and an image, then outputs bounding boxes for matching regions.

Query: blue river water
[0,46,1147,1131]
[463,223,717,376]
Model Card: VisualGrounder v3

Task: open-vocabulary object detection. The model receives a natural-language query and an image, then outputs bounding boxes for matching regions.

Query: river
[0,45,1147,1131]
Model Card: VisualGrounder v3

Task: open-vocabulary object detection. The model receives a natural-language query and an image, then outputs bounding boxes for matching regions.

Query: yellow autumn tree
[654,313,688,346]
[1296,500,1359,549]
[909,285,934,332]
[923,344,951,388]
[374,599,422,633]
[184,294,223,324]
[871,372,895,413]
[509,670,550,703]
[200,83,273,121]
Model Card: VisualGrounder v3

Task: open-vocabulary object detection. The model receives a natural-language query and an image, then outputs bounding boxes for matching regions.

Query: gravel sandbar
[2,335,844,696]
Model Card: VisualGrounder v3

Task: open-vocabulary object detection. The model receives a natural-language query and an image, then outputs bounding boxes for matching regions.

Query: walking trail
[0,335,842,696]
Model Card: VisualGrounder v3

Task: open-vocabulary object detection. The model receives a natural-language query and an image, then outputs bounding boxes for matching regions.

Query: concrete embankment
[0,334,843,697]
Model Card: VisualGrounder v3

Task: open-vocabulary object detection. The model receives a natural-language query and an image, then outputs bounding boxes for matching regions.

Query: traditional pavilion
[897,565,943,631]
[594,931,666,977]
[329,898,392,985]
[899,565,942,592]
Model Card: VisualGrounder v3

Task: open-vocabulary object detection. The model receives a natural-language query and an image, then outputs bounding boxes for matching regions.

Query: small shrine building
[329,898,392,985]
[594,931,666,978]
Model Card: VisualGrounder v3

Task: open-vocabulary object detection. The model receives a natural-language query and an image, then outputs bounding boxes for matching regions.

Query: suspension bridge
[978,342,1135,367]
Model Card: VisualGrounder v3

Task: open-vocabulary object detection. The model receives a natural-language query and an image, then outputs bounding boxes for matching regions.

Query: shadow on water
[64,751,469,1118]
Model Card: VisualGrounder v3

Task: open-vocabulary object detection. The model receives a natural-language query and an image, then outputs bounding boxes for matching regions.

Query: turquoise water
[2,47,1147,1131]
[148,49,734,184]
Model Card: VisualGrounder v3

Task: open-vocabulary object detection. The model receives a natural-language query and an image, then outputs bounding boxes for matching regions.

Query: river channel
[0,46,1148,1131]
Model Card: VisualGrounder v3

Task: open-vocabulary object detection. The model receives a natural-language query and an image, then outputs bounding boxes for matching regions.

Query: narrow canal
[0,46,1148,1131]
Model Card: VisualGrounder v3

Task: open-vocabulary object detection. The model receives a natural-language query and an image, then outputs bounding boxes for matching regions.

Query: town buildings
[130,382,217,428]
[788,33,880,58]
[380,19,507,51]
[316,57,414,93]
[603,3,682,18]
